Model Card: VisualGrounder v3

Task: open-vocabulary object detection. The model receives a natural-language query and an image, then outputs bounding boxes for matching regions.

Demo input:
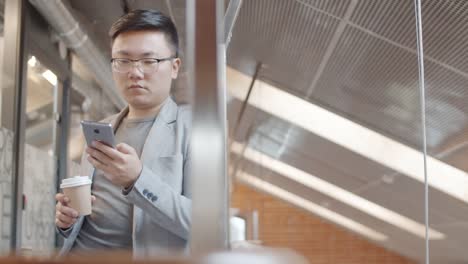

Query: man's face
[111,30,180,110]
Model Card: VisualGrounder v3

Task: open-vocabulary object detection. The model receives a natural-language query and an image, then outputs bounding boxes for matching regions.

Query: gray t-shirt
[73,115,156,251]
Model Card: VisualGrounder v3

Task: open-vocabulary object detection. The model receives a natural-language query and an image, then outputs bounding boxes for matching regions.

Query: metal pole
[1,0,28,251]
[189,0,229,255]
[413,0,429,263]
[54,68,72,248]
[230,62,261,138]
[224,0,242,48]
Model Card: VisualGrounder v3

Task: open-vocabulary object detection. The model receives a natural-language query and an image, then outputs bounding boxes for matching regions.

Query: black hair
[109,9,179,56]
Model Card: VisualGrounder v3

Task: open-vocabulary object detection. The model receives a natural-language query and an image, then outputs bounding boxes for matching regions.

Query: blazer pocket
[154,155,184,193]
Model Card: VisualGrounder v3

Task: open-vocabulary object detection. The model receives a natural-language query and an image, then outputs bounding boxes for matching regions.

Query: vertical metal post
[188,0,229,255]
[54,73,71,248]
[217,0,229,250]
[413,0,429,263]
[55,60,72,191]
[1,0,28,251]
[224,0,242,48]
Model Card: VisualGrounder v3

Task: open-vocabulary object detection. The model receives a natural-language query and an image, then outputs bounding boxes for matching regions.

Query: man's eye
[142,60,157,65]
[118,60,131,65]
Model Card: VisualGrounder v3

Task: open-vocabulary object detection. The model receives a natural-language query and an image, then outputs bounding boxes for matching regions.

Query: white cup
[60,176,92,215]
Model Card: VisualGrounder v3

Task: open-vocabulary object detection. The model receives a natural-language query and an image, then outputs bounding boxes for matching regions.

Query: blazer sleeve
[56,225,74,238]
[123,150,192,240]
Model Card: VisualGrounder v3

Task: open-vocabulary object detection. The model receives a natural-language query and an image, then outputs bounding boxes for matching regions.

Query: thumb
[116,143,135,155]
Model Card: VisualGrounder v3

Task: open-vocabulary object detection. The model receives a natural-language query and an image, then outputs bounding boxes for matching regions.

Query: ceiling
[226,0,468,262]
[42,0,468,262]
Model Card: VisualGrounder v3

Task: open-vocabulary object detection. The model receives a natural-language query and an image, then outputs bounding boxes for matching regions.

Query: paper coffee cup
[60,176,92,215]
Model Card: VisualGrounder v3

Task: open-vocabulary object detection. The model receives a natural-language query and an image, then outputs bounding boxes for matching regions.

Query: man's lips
[128,84,144,89]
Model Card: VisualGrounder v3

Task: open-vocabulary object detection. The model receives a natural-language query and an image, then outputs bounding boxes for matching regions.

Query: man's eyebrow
[114,50,130,56]
[141,52,158,57]
[113,50,158,57]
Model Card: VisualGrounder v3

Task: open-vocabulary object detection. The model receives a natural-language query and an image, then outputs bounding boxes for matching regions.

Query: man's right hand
[55,193,79,229]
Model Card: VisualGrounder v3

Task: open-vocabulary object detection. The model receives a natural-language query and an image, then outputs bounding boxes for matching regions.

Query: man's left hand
[86,141,142,188]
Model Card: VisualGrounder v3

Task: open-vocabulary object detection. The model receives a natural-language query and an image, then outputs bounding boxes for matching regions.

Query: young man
[55,10,191,256]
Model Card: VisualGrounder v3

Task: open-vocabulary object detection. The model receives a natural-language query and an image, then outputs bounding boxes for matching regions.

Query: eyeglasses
[110,57,176,73]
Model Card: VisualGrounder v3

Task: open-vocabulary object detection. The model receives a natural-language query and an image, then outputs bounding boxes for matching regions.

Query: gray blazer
[59,97,192,257]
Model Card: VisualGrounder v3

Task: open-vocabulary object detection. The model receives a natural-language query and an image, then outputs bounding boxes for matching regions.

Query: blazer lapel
[140,97,178,164]
[110,106,130,133]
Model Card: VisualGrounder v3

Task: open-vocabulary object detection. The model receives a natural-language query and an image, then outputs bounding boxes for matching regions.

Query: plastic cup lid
[60,176,92,189]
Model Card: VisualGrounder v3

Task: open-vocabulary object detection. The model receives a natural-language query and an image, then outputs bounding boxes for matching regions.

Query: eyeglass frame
[110,57,177,73]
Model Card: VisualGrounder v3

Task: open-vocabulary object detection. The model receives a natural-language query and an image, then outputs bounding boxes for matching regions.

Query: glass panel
[0,127,13,254]
[421,1,468,263]
[21,144,56,255]
[24,56,57,152]
[20,56,58,256]
[0,0,12,254]
[0,0,4,120]
[228,1,425,263]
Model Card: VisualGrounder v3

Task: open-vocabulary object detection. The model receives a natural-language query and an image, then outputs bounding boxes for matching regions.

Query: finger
[87,147,113,165]
[93,141,124,161]
[87,155,108,172]
[56,218,73,229]
[55,193,70,204]
[116,143,135,155]
[56,211,77,225]
[91,195,96,204]
[56,216,76,230]
[58,203,79,218]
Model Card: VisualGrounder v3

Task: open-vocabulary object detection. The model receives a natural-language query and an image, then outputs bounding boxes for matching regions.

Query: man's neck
[127,103,164,119]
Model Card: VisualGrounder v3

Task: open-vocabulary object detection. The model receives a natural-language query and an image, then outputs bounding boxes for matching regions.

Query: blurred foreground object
[0,248,308,264]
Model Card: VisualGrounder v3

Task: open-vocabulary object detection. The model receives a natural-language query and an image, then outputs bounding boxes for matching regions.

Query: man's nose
[127,63,144,78]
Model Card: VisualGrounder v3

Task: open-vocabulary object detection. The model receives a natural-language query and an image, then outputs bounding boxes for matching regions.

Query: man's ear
[171,58,181,79]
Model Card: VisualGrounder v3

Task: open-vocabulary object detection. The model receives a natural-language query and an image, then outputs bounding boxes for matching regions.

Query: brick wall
[231,183,416,264]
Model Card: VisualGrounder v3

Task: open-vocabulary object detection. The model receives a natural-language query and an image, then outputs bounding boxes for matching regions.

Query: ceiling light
[42,70,57,86]
[28,56,37,67]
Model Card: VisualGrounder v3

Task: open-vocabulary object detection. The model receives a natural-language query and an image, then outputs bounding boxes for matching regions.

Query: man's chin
[126,95,149,106]
[124,93,169,107]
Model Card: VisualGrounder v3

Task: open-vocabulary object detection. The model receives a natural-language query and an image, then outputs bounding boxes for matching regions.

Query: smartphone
[81,120,116,148]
